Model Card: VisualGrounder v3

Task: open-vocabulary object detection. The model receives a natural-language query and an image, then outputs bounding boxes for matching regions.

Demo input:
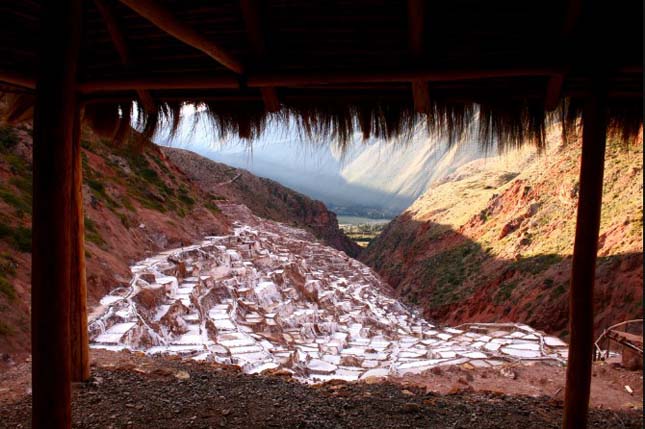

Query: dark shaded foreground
[1,359,641,429]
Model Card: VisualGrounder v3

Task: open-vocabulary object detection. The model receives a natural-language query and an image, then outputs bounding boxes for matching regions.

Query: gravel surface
[1,356,641,429]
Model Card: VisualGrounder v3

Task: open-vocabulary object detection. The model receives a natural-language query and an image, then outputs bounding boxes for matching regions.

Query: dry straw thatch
[4,93,640,153]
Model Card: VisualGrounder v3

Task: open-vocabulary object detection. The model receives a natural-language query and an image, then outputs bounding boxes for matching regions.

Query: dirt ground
[392,360,643,411]
[0,350,642,428]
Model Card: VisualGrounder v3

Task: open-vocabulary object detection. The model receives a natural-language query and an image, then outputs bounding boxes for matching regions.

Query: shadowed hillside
[362,130,643,338]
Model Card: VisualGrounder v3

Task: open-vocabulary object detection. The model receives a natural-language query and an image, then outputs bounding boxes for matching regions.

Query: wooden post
[563,91,607,429]
[31,0,81,427]
[70,104,90,382]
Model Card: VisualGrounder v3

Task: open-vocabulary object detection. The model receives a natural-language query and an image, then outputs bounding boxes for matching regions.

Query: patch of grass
[130,186,166,213]
[84,216,106,248]
[80,139,95,152]
[0,126,19,150]
[0,223,31,253]
[118,212,133,228]
[0,252,17,300]
[0,184,31,214]
[420,243,484,308]
[11,226,31,252]
[0,320,14,336]
[87,177,105,194]
[0,277,15,300]
[494,279,519,303]
[0,253,17,277]
[86,177,121,210]
[551,283,567,298]
[205,201,221,214]
[177,187,195,207]
[9,175,32,196]
[508,254,563,275]
[3,152,29,172]
[151,155,171,176]
[81,151,90,173]
[121,195,135,212]
[140,167,160,183]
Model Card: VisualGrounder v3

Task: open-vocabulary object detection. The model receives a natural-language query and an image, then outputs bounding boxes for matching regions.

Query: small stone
[400,402,421,413]
[500,367,517,380]
[175,370,190,380]
[430,366,443,375]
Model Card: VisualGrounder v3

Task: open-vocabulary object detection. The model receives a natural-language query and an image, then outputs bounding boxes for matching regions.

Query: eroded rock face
[90,204,568,382]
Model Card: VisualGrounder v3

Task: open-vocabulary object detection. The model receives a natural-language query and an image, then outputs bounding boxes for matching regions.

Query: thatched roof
[1,0,642,149]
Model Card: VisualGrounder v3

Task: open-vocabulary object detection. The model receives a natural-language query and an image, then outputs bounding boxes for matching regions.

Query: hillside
[0,124,229,354]
[362,129,643,338]
[163,147,360,257]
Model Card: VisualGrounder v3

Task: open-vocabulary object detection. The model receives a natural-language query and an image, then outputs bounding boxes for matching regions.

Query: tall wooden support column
[70,105,90,382]
[563,92,607,429]
[31,0,82,427]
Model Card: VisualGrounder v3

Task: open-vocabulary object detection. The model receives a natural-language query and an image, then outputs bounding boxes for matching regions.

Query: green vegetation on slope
[0,123,230,351]
[362,132,643,337]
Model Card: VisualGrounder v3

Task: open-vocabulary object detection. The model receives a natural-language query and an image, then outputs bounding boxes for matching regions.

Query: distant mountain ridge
[158,118,496,218]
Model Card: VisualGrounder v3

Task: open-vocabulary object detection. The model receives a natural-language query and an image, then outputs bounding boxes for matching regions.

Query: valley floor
[0,350,642,428]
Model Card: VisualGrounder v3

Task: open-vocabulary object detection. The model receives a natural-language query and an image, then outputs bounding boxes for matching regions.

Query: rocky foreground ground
[0,350,642,429]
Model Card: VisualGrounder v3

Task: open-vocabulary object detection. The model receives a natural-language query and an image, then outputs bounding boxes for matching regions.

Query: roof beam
[77,66,563,92]
[78,75,240,92]
[94,0,156,112]
[76,64,641,93]
[240,0,280,112]
[247,67,561,87]
[408,0,429,113]
[118,0,244,74]
[0,70,36,89]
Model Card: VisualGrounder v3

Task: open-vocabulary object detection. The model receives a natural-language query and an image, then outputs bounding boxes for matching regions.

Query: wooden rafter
[0,70,36,89]
[408,0,429,113]
[240,0,280,112]
[77,66,562,92]
[118,0,244,74]
[94,0,156,113]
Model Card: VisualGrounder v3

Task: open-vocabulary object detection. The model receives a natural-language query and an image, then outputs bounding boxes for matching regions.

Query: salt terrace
[90,204,568,383]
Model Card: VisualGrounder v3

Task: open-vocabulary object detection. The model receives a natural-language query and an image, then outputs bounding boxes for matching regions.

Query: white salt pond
[90,203,569,383]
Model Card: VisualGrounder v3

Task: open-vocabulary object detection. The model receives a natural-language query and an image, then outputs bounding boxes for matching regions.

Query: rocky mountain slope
[0,122,359,355]
[0,124,234,353]
[163,147,360,257]
[362,129,643,338]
